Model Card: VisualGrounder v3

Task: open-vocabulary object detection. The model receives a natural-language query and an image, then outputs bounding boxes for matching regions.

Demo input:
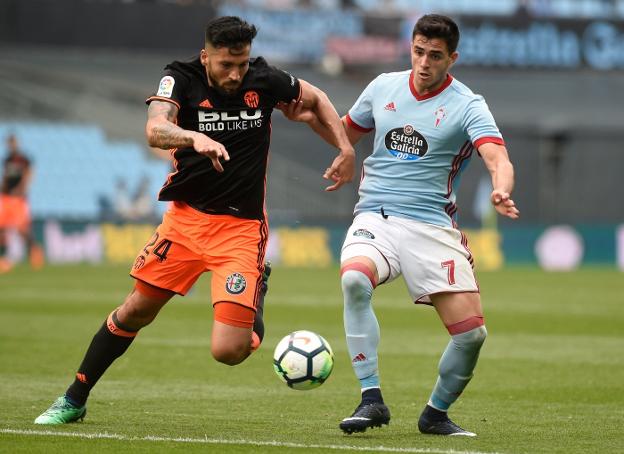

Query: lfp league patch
[156,76,175,98]
[225,272,247,295]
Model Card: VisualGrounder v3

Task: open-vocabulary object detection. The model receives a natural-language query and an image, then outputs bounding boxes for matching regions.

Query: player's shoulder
[163,55,202,82]
[374,69,411,84]
[448,76,485,103]
[248,56,293,81]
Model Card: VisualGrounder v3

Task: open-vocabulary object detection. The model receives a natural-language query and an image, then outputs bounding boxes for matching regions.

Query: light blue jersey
[347,71,504,228]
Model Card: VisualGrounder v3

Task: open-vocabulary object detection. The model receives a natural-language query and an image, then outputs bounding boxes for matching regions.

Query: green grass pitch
[1,264,623,453]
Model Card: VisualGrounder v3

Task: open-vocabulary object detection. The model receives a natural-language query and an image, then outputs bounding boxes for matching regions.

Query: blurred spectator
[113,178,134,221]
[131,176,157,222]
[0,134,44,272]
[110,177,157,222]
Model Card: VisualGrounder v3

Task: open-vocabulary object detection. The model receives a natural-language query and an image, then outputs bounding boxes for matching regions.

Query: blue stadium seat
[0,122,170,220]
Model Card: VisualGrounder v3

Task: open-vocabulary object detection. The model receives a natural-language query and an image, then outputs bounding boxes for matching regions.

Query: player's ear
[449,51,459,66]
[200,49,209,66]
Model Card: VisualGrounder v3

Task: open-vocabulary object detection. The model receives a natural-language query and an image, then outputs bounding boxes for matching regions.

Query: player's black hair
[205,16,258,50]
[412,14,460,54]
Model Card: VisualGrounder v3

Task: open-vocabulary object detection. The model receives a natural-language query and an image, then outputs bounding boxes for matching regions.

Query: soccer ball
[273,330,334,391]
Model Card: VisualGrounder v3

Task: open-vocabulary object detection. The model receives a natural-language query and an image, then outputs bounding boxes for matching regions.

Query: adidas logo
[352,353,367,363]
[199,99,213,108]
[384,102,396,111]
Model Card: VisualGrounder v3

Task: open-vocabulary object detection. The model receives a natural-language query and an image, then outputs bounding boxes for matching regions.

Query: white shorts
[341,211,478,304]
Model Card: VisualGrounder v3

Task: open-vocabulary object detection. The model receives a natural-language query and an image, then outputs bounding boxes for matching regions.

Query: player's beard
[208,73,241,97]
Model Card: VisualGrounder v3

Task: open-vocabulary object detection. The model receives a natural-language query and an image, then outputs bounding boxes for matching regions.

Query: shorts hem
[414,289,480,305]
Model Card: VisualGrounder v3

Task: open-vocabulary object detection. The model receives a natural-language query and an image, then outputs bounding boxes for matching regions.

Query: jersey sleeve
[145,70,189,110]
[462,96,505,149]
[346,77,377,132]
[267,67,302,104]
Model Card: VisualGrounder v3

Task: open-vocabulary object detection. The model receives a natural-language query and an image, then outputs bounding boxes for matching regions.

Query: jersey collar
[409,73,453,101]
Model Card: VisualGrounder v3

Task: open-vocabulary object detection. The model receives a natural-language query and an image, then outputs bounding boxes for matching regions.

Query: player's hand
[324,147,355,191]
[491,189,520,219]
[277,100,316,123]
[193,133,230,172]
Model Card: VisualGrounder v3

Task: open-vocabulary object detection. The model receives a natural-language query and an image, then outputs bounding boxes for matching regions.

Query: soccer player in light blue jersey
[281,14,519,437]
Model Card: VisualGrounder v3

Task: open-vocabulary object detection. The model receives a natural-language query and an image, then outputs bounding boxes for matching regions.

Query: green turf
[1,264,623,453]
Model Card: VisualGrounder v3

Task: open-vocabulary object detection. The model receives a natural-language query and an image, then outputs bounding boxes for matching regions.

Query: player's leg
[338,218,398,434]
[210,264,267,365]
[418,291,486,437]
[208,214,269,364]
[251,261,271,351]
[35,212,204,424]
[34,282,174,424]
[396,220,483,436]
[0,195,13,272]
[0,227,10,273]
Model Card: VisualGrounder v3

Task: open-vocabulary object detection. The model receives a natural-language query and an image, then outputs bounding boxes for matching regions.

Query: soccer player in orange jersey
[35,16,355,425]
[0,134,44,273]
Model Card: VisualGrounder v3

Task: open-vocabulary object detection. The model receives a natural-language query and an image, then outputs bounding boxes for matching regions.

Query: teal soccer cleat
[34,396,87,425]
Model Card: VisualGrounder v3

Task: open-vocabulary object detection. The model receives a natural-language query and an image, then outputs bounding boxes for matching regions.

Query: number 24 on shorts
[143,232,173,262]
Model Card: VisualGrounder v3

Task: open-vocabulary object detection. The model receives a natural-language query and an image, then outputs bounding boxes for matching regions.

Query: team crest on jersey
[225,273,247,295]
[244,91,260,108]
[434,106,447,127]
[384,125,428,161]
[157,76,175,98]
[353,229,375,239]
[133,255,146,270]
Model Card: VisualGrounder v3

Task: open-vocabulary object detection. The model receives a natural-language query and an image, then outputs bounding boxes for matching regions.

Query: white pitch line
[1,428,503,454]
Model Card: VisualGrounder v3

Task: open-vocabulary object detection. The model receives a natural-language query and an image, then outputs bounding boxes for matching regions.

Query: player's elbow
[145,122,159,147]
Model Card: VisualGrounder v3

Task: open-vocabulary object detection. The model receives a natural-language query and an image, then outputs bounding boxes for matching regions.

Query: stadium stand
[0,123,171,220]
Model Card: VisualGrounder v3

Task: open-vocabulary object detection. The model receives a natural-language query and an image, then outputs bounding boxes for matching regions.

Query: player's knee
[341,270,373,303]
[211,342,250,366]
[117,295,161,330]
[455,325,487,352]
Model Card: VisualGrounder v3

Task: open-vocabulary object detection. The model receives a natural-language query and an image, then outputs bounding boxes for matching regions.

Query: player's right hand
[193,133,230,172]
[490,190,520,219]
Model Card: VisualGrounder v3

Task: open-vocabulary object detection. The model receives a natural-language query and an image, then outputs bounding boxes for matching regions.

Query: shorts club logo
[133,255,146,270]
[225,273,247,295]
[353,229,375,239]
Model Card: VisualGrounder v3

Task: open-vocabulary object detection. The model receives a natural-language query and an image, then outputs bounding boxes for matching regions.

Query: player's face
[201,44,251,96]
[410,35,458,94]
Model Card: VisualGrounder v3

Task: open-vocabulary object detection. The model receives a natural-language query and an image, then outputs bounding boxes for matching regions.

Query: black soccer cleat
[340,401,391,434]
[418,405,476,437]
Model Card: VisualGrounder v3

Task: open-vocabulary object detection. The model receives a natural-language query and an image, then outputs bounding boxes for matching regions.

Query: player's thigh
[430,291,483,326]
[210,218,267,317]
[130,219,205,295]
[341,212,401,284]
[398,221,478,303]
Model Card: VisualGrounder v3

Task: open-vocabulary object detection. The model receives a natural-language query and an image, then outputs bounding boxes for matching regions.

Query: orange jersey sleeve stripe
[146,96,181,111]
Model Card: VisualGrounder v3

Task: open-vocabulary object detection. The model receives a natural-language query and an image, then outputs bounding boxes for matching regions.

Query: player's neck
[412,73,450,96]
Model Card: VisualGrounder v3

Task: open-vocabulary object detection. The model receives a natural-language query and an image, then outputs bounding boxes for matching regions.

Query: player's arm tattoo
[146,101,196,149]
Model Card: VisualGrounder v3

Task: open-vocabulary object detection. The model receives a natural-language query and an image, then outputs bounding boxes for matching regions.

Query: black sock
[422,404,448,421]
[252,289,266,342]
[252,266,270,342]
[65,311,137,407]
[362,388,384,404]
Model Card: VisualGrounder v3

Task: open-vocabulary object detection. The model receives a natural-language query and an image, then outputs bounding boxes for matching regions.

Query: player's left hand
[324,148,355,191]
[491,189,520,219]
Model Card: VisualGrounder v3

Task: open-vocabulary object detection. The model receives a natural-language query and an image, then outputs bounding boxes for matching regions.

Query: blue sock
[342,270,380,390]
[429,325,487,411]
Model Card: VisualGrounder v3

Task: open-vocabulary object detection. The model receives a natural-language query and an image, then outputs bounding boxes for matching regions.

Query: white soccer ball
[273,330,334,391]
